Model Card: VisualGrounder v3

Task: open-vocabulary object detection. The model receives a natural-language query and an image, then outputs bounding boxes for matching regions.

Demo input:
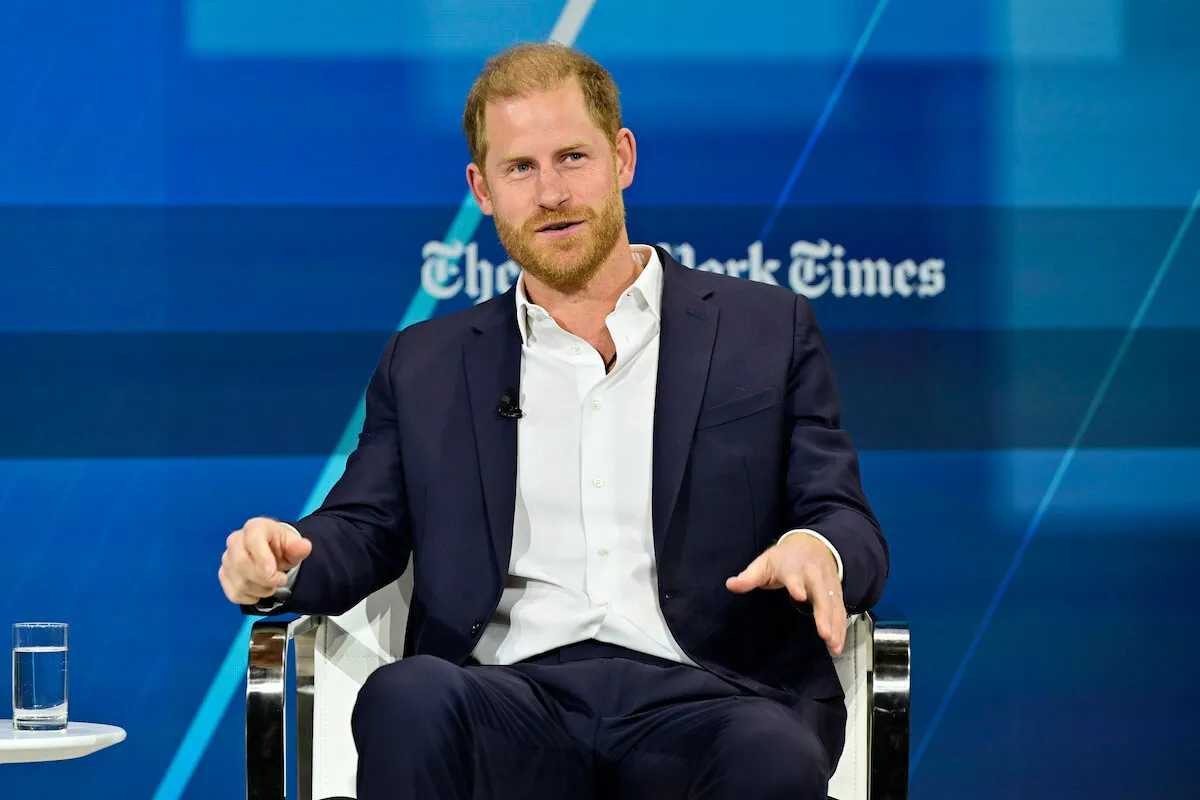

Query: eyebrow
[495,140,592,168]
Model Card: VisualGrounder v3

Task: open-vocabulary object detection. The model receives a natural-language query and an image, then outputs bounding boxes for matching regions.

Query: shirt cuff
[252,563,299,615]
[282,563,300,591]
[777,528,844,583]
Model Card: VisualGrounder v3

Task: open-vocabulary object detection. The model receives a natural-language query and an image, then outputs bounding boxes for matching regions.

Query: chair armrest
[247,615,321,800]
[867,609,910,800]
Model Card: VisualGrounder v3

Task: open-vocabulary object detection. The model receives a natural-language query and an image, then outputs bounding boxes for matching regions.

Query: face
[466,79,636,294]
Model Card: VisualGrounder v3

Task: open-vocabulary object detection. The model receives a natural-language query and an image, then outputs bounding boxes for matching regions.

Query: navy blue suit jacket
[259,246,888,708]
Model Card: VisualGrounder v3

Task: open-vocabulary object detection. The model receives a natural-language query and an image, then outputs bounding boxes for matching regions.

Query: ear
[614,128,637,191]
[466,163,494,216]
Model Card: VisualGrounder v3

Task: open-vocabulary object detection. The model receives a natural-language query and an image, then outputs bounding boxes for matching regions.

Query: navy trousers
[350,640,843,800]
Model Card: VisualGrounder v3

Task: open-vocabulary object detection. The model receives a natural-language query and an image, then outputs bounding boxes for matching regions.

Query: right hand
[218,517,313,605]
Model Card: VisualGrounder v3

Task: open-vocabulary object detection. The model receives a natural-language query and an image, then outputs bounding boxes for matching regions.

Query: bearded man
[219,42,889,800]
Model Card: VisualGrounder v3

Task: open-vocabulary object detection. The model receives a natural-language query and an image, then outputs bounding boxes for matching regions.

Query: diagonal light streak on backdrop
[757,0,892,244]
[150,3,597,798]
[910,185,1200,776]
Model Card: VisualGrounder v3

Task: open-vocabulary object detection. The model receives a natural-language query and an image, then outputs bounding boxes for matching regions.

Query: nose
[534,168,569,209]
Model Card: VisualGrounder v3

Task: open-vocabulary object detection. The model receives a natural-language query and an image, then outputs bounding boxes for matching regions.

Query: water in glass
[12,624,69,731]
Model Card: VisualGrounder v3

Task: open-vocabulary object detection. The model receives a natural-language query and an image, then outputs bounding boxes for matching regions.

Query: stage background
[2,1,1198,797]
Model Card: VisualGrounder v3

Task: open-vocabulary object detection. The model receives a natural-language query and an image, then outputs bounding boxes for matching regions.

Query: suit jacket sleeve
[786,293,889,614]
[251,331,414,617]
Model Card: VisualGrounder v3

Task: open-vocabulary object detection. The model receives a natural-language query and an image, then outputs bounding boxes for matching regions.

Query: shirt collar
[515,244,663,345]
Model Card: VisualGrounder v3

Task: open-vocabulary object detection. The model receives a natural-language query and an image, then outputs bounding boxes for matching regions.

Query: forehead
[483,80,600,156]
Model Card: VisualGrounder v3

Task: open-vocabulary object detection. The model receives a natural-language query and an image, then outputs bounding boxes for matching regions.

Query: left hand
[726,535,847,655]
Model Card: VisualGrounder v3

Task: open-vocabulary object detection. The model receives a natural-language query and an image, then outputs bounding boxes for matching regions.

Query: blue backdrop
[2,1,1198,797]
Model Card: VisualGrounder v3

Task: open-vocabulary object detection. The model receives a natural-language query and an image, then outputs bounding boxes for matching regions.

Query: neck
[522,238,644,330]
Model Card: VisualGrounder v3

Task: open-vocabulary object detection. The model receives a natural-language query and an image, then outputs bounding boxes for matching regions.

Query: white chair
[246,567,910,800]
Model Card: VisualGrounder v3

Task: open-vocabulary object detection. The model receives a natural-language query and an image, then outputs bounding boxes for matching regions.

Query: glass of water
[12,623,69,731]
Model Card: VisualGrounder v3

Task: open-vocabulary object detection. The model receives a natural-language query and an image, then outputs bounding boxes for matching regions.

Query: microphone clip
[497,387,524,420]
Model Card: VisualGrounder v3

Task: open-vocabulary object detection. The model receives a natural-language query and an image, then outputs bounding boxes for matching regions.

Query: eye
[565,152,584,162]
[512,163,532,174]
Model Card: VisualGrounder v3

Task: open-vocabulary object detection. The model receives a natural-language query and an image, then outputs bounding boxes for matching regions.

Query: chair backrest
[310,570,871,800]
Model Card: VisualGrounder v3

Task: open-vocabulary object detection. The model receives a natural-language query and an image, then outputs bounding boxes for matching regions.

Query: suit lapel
[652,252,718,556]
[462,296,522,575]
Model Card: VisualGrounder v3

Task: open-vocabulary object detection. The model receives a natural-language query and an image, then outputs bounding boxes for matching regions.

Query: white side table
[0,722,126,764]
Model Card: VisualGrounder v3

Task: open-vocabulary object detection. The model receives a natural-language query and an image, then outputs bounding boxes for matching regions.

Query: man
[219,42,888,800]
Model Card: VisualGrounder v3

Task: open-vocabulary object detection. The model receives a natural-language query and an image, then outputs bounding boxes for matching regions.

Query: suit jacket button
[469,619,483,635]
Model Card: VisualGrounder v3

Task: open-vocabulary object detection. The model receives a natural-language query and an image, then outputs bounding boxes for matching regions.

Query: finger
[243,520,280,579]
[218,565,261,605]
[726,552,771,593]
[782,574,808,603]
[813,584,846,655]
[824,592,847,655]
[808,576,836,645]
[221,531,280,600]
[830,604,848,655]
[229,546,283,593]
[237,566,281,596]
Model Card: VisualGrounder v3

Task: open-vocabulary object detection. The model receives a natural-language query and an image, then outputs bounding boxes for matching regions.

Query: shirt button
[570,344,582,354]
[592,477,605,488]
[598,548,610,557]
[591,399,603,410]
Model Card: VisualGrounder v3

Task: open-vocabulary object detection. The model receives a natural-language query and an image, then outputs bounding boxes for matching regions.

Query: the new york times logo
[421,239,945,303]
